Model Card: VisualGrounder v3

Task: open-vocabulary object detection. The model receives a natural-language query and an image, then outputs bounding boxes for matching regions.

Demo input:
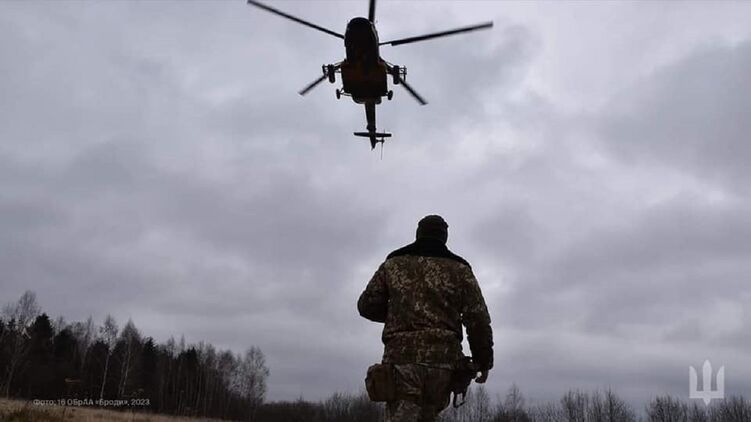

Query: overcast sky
[1,0,750,406]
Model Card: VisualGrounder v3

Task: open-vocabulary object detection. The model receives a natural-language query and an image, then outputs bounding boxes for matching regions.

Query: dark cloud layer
[1,1,750,404]
[600,41,751,194]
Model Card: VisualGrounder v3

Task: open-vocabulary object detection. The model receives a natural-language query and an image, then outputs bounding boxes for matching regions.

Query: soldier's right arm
[357,262,389,323]
[460,265,494,372]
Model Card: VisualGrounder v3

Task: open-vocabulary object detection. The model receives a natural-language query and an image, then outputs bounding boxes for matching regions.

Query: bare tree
[217,349,237,419]
[197,342,217,415]
[529,402,566,422]
[98,314,119,400]
[562,390,590,422]
[3,290,41,329]
[647,395,687,422]
[584,389,636,422]
[687,402,708,422]
[70,316,95,370]
[52,315,66,333]
[117,318,141,398]
[710,396,751,422]
[504,384,530,422]
[466,385,493,422]
[2,290,40,397]
[442,385,496,422]
[323,392,351,421]
[236,346,270,420]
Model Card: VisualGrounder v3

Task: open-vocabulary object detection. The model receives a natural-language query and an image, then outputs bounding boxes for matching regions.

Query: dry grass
[0,399,229,422]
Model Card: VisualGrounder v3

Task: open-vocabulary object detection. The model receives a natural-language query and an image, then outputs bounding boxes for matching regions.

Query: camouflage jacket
[357,239,494,370]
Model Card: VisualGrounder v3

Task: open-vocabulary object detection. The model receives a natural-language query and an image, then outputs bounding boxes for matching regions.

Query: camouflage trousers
[385,363,453,422]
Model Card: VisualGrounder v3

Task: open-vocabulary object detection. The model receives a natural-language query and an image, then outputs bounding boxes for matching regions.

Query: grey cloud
[2,0,751,405]
[490,176,751,345]
[459,39,751,405]
[598,41,751,193]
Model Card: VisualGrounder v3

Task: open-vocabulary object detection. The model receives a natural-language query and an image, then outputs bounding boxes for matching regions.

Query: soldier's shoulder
[386,244,412,260]
[385,243,472,269]
[445,251,471,269]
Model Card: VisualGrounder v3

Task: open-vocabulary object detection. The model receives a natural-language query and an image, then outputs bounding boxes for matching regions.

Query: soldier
[358,215,494,422]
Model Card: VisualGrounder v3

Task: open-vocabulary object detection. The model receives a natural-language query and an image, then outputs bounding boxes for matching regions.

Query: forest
[1,290,749,422]
[1,291,268,420]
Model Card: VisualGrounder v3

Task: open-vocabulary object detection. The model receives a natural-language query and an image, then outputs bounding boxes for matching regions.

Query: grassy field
[0,399,227,422]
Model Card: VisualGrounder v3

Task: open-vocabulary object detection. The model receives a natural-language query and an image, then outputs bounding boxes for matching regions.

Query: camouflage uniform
[385,363,454,422]
[358,229,494,422]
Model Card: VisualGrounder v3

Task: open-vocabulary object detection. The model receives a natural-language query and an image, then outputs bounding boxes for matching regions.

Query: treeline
[438,384,751,422]
[255,392,382,422]
[0,290,269,420]
[254,386,750,422]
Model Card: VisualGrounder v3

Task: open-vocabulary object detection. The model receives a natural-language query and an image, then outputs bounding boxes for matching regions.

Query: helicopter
[247,0,493,149]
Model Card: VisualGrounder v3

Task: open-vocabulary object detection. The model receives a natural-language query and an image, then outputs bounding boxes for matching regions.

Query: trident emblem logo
[689,360,725,406]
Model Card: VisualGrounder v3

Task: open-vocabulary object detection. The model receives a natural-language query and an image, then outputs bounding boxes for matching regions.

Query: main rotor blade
[380,22,493,46]
[248,0,344,39]
[399,77,427,105]
[298,74,327,96]
[368,0,376,22]
[387,67,427,105]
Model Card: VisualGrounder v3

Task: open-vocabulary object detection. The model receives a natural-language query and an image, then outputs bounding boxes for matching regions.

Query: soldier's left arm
[460,265,494,371]
[357,262,389,323]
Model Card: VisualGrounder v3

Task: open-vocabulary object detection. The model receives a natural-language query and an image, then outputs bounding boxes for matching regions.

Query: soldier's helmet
[416,215,449,243]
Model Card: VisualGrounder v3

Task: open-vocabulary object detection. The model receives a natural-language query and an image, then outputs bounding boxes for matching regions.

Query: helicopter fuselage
[248,0,492,149]
[341,17,387,104]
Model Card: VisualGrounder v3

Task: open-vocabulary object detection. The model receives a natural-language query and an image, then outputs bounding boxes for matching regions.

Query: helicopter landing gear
[327,64,336,83]
[336,89,341,99]
[387,90,393,100]
[391,65,400,85]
